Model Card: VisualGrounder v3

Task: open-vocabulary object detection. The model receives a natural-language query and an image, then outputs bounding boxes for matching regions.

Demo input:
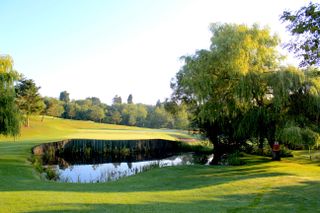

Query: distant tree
[174,104,189,129]
[111,111,122,124]
[136,104,148,126]
[43,97,64,118]
[122,104,137,126]
[87,97,101,106]
[0,55,21,136]
[113,95,122,105]
[59,91,70,102]
[75,99,92,108]
[127,94,133,104]
[164,100,190,129]
[281,2,320,67]
[156,99,161,107]
[74,97,106,122]
[120,104,148,126]
[74,99,92,120]
[87,105,105,122]
[149,106,173,128]
[164,99,179,114]
[64,102,77,119]
[15,79,45,127]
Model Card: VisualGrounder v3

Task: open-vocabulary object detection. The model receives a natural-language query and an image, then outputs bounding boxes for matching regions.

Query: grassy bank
[0,117,319,212]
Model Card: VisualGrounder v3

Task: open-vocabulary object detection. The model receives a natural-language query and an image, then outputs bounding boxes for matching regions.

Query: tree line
[0,70,190,132]
[46,92,190,129]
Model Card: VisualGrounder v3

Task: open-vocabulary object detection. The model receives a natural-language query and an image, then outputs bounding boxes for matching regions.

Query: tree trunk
[309,146,312,160]
[26,115,30,127]
[267,130,280,161]
[259,137,264,155]
[210,142,223,165]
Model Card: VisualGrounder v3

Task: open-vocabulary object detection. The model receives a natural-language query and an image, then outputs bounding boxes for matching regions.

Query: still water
[46,153,212,183]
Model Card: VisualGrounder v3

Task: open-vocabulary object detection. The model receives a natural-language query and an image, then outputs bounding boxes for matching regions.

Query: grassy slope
[0,117,320,213]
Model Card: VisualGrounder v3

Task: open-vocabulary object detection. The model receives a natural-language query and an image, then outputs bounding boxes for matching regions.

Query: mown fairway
[0,117,319,213]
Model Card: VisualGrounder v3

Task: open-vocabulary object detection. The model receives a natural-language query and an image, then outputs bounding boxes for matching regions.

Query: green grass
[0,116,320,212]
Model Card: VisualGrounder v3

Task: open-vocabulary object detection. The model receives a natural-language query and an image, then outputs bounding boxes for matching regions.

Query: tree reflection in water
[53,153,212,183]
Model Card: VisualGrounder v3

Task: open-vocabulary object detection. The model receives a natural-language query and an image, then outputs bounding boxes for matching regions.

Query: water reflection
[49,153,212,183]
[34,140,213,183]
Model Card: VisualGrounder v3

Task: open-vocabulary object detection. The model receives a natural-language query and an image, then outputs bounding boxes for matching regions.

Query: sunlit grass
[0,117,319,212]
[1,116,182,142]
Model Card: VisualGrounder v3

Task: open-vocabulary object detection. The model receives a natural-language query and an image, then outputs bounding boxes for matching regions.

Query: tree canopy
[113,95,122,105]
[281,2,320,67]
[44,97,64,118]
[15,78,45,127]
[59,91,70,103]
[171,23,320,163]
[87,105,105,122]
[127,94,133,104]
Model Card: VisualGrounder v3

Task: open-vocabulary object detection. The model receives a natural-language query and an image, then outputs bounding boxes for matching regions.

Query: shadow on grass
[24,180,320,213]
[0,160,289,193]
[287,150,320,166]
[77,127,144,131]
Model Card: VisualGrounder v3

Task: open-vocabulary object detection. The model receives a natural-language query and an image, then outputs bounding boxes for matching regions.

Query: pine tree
[15,79,45,127]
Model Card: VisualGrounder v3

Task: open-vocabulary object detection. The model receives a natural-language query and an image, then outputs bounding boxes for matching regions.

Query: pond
[33,139,212,183]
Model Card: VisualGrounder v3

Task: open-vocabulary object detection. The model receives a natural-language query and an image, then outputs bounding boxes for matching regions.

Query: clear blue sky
[0,0,312,104]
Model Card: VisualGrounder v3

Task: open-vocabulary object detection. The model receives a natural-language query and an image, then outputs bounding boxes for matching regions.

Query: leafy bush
[280,147,294,157]
[221,151,245,166]
[29,155,59,181]
[177,141,212,154]
[28,156,43,173]
[243,138,293,157]
[45,167,59,180]
[120,147,130,156]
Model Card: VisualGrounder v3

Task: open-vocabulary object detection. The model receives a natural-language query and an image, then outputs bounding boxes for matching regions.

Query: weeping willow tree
[238,66,320,158]
[172,23,282,164]
[272,67,320,159]
[172,23,320,163]
[0,55,21,137]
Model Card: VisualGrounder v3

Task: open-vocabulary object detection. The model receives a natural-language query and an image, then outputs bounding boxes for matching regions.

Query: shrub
[45,167,59,181]
[243,138,293,157]
[221,151,245,166]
